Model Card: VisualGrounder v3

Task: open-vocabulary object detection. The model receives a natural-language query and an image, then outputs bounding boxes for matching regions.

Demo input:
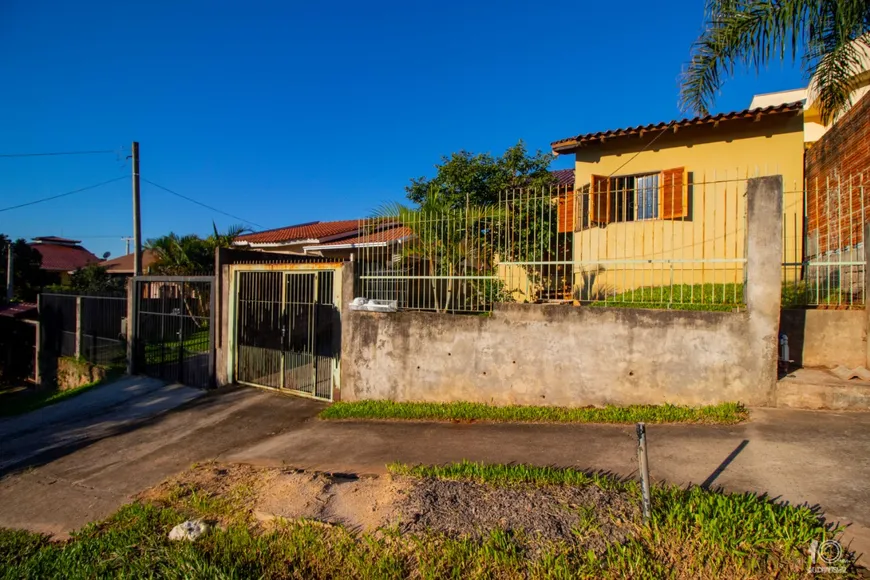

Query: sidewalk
[0,376,204,473]
[0,386,867,560]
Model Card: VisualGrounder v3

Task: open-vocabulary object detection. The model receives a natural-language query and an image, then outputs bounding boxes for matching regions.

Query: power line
[606,122,676,178]
[142,178,264,228]
[0,176,128,213]
[0,149,118,158]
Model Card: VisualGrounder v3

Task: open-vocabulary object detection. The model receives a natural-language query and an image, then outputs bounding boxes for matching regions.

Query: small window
[610,174,658,222]
[588,167,686,226]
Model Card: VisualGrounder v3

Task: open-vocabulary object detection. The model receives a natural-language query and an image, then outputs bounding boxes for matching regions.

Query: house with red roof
[28,237,100,285]
[232,170,575,262]
[101,249,160,276]
[233,219,413,261]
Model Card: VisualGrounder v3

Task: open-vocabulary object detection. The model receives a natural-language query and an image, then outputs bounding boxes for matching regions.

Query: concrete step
[775,368,870,410]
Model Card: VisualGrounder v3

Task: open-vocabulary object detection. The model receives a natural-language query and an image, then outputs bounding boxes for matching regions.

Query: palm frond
[805,3,870,123]
[682,0,869,119]
[681,0,813,115]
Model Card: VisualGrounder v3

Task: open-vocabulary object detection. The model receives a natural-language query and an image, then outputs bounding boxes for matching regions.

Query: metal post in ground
[636,422,652,523]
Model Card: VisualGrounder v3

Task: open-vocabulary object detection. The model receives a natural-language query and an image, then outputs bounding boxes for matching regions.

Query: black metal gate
[133,276,215,388]
[235,269,339,400]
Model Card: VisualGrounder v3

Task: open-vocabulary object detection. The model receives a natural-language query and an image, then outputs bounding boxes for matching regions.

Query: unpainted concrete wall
[344,305,772,406]
[341,177,784,407]
[779,309,867,369]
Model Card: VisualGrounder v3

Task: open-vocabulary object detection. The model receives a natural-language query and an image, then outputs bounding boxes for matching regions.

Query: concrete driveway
[0,383,868,561]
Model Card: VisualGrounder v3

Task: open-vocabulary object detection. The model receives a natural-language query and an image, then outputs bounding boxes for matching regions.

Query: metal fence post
[35,294,42,385]
[75,296,83,359]
[636,422,652,523]
[864,223,870,368]
[127,278,136,375]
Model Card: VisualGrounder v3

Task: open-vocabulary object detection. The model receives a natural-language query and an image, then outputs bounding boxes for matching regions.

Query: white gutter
[303,236,412,252]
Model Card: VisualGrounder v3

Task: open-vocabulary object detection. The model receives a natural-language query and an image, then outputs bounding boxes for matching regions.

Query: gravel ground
[398,478,639,554]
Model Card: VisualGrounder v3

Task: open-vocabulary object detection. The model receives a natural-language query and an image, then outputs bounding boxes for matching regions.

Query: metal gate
[133,276,215,388]
[234,269,339,400]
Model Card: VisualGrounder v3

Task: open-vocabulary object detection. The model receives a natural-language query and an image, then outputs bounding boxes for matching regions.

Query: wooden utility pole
[132,142,142,276]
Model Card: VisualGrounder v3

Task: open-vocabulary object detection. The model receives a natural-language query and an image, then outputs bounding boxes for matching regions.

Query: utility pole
[131,141,142,276]
[122,236,133,255]
[5,241,13,302]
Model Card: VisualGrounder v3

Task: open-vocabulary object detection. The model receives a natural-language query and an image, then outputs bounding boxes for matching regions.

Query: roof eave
[550,103,804,154]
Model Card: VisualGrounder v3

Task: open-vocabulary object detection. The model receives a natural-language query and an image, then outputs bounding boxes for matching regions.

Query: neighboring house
[550,99,806,293]
[233,220,361,254]
[302,225,414,261]
[803,90,870,261]
[101,249,159,277]
[236,169,576,261]
[28,236,100,285]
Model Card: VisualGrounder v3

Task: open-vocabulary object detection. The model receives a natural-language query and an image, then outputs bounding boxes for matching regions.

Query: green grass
[388,460,625,491]
[0,462,856,579]
[320,400,748,425]
[144,329,210,364]
[591,283,744,311]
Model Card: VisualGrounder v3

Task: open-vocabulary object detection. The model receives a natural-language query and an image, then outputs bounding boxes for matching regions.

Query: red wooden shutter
[558,188,575,233]
[659,167,688,219]
[590,175,611,224]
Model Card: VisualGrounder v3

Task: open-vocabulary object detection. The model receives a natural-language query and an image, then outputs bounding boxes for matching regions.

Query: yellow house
[550,101,806,298]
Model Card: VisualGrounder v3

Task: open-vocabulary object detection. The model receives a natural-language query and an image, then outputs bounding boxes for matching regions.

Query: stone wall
[56,357,108,391]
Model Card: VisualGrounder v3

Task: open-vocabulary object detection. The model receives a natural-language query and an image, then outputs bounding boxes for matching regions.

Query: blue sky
[0,0,805,258]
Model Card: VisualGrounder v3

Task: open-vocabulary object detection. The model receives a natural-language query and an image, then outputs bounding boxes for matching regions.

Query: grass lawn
[0,461,855,579]
[143,329,209,364]
[319,400,748,425]
[590,283,744,312]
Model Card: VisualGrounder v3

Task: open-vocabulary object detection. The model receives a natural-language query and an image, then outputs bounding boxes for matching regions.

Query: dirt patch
[145,463,412,533]
[144,462,638,553]
[255,471,332,523]
[397,478,638,554]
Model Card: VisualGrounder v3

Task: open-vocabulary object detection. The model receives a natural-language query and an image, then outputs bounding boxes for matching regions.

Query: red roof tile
[235,219,360,245]
[0,302,38,319]
[305,226,413,249]
[551,169,574,187]
[30,242,100,272]
[551,102,804,152]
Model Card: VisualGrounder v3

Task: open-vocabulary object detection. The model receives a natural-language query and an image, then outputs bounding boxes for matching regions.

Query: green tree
[0,235,47,303]
[681,0,870,123]
[146,233,211,275]
[146,223,249,275]
[406,140,555,208]
[66,264,125,295]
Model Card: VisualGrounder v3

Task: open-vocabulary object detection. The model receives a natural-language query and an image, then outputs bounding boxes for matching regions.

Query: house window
[590,167,687,225]
[610,174,659,222]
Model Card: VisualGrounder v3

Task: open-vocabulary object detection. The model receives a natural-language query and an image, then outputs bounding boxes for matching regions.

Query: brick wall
[805,92,870,256]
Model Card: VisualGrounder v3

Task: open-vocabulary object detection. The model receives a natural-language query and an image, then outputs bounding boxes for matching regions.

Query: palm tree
[207,222,250,251]
[146,224,250,275]
[681,0,870,123]
[373,192,499,312]
[145,233,209,275]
